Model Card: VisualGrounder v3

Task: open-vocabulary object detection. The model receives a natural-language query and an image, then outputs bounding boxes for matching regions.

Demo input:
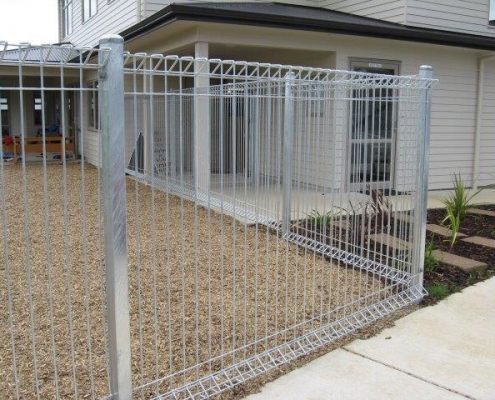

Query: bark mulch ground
[423,204,495,306]
[0,163,406,400]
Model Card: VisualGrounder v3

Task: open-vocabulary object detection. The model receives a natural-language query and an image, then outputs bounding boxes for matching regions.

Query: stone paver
[467,208,495,218]
[331,220,350,230]
[426,224,466,238]
[368,233,410,250]
[462,236,495,249]
[432,249,487,273]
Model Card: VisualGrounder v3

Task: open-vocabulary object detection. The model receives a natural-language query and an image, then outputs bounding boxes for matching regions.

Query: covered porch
[0,56,83,163]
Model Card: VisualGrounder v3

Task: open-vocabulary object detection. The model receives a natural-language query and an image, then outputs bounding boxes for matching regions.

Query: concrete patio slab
[428,189,495,209]
[467,208,495,218]
[426,224,467,238]
[462,236,495,249]
[346,278,495,400]
[245,349,464,400]
[432,250,487,273]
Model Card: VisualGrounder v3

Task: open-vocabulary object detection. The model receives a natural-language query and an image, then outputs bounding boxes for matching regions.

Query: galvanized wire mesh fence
[0,36,435,399]
[0,42,112,399]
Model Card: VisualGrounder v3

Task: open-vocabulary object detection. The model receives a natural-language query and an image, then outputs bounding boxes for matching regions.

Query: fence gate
[0,35,435,399]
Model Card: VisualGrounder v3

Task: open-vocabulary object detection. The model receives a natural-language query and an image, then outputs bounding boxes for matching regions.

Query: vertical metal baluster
[0,51,20,400]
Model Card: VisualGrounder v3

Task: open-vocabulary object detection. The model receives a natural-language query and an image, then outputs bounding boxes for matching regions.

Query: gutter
[120,3,495,51]
[473,54,495,188]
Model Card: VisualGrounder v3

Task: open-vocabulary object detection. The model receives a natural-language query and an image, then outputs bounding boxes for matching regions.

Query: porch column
[143,63,152,180]
[194,42,210,197]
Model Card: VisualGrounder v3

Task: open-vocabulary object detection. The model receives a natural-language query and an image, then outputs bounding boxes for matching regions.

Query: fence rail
[0,36,435,399]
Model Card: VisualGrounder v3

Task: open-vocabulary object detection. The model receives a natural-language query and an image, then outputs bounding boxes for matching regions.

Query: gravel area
[0,163,396,399]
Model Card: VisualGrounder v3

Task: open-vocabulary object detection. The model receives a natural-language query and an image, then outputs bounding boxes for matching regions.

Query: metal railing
[0,35,436,399]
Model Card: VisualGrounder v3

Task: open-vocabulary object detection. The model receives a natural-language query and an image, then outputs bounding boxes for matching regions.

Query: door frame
[347,58,401,192]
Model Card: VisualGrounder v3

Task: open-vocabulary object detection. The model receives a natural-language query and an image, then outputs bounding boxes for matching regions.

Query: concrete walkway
[246,278,495,400]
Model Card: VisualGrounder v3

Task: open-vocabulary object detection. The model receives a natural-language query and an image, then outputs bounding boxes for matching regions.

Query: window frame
[62,0,73,37]
[87,81,99,131]
[34,93,43,127]
[1,95,10,137]
[83,0,98,23]
[347,57,401,191]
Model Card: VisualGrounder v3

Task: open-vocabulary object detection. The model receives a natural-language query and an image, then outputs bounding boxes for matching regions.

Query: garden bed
[423,204,495,305]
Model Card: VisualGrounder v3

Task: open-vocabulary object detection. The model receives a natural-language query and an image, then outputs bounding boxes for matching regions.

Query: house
[8,1,478,192]
[55,1,495,192]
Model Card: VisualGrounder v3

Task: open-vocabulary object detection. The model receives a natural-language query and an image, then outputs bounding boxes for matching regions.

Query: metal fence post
[99,34,132,400]
[282,72,295,236]
[414,65,433,289]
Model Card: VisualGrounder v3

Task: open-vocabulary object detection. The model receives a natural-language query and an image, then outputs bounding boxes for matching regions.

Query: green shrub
[442,172,481,247]
[307,209,335,230]
[427,283,448,300]
[424,241,439,272]
[442,209,461,248]
[443,172,481,224]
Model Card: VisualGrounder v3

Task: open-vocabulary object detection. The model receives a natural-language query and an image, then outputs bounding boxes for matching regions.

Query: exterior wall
[62,0,138,47]
[82,129,101,166]
[321,0,406,24]
[62,0,495,51]
[72,19,493,190]
[405,0,495,38]
[332,36,481,191]
[195,25,487,190]
[80,70,100,166]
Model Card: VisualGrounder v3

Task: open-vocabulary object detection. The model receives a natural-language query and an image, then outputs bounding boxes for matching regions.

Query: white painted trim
[474,53,495,188]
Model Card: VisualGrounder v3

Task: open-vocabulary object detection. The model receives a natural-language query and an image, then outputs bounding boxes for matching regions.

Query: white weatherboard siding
[480,59,495,186]
[143,0,322,18]
[405,0,495,38]
[63,0,495,54]
[82,130,101,167]
[144,0,407,22]
[321,0,406,24]
[62,0,138,47]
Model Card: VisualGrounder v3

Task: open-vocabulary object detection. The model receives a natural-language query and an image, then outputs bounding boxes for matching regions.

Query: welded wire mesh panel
[123,55,435,399]
[0,42,112,399]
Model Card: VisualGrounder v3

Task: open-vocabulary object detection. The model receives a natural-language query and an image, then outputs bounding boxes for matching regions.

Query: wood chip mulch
[0,163,409,399]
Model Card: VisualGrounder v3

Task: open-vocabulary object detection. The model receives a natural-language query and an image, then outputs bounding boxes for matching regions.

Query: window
[34,94,43,126]
[348,58,400,190]
[490,0,495,25]
[62,0,73,37]
[88,81,99,130]
[1,96,10,136]
[83,0,98,22]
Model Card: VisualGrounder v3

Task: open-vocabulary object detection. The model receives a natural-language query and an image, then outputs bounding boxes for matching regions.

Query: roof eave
[120,3,495,51]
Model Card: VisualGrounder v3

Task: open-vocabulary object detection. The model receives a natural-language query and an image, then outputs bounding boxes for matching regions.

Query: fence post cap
[419,65,433,78]
[99,34,124,45]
